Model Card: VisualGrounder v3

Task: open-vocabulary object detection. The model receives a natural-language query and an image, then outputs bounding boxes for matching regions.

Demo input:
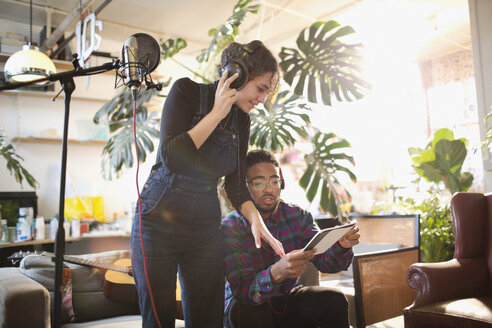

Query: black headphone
[220,42,261,90]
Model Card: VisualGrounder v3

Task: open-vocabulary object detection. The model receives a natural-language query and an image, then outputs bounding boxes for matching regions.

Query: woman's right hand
[212,70,239,120]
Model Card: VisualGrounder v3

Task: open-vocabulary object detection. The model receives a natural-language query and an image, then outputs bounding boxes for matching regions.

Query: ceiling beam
[40,0,94,52]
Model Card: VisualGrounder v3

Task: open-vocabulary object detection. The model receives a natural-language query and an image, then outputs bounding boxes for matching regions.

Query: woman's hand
[251,213,285,256]
[211,70,239,121]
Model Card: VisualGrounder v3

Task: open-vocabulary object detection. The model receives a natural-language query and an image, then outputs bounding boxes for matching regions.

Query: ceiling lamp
[4,0,56,84]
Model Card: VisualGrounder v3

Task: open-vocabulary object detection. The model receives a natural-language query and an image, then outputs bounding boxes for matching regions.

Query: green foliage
[400,196,454,262]
[0,130,38,188]
[96,0,367,218]
[196,0,259,64]
[482,107,492,158]
[299,132,356,218]
[160,38,187,60]
[93,87,165,179]
[408,128,473,194]
[249,91,311,151]
[279,20,371,106]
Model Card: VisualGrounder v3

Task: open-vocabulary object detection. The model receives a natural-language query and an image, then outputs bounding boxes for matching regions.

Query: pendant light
[4,0,56,84]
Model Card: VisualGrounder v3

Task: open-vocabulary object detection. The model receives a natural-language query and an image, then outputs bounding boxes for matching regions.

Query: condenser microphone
[118,33,161,99]
[122,35,140,90]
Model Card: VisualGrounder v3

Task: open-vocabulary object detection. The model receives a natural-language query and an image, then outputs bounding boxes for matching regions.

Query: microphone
[118,33,162,99]
[122,35,140,90]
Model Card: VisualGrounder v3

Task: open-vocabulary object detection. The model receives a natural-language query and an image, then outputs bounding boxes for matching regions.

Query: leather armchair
[404,192,492,328]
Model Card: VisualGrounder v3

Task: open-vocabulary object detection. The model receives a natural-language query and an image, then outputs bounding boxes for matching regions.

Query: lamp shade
[4,44,56,84]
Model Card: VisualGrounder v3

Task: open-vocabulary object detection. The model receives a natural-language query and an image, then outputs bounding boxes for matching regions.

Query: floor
[365,315,404,328]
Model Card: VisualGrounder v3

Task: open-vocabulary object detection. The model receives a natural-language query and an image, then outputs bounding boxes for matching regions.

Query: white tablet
[303,222,356,255]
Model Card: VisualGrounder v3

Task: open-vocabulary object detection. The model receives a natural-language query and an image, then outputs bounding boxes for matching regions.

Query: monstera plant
[95,0,370,217]
[93,86,166,179]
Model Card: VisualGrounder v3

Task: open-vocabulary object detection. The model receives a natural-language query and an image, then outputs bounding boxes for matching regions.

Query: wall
[469,0,492,191]
[0,18,196,222]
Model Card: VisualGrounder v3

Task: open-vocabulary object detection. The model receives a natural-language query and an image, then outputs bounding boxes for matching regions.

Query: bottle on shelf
[0,219,7,243]
[17,207,32,241]
[35,215,46,240]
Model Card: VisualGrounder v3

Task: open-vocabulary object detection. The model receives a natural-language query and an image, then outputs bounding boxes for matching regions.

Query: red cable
[257,212,286,315]
[134,98,163,328]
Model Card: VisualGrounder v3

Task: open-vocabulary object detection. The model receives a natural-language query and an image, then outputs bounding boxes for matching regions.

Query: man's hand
[338,225,360,249]
[270,249,316,284]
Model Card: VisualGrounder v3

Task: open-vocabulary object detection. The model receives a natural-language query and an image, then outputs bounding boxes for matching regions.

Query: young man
[222,150,360,328]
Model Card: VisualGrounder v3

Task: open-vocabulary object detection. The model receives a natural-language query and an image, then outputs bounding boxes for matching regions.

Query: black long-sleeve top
[156,77,252,211]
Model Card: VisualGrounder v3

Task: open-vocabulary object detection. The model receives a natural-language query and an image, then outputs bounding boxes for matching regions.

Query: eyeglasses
[247,177,281,191]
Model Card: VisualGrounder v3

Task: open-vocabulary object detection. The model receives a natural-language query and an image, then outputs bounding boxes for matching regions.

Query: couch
[404,192,492,328]
[0,250,185,328]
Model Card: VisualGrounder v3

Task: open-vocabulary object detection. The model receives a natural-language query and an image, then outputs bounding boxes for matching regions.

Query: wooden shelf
[0,89,111,102]
[12,137,107,146]
[0,234,130,249]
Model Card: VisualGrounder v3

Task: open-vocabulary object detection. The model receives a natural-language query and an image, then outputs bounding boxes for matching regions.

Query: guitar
[8,251,182,307]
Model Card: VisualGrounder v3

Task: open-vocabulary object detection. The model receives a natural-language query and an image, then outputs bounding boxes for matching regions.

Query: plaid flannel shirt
[222,201,353,309]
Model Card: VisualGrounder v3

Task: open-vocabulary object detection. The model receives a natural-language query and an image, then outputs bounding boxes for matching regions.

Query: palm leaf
[279,20,371,106]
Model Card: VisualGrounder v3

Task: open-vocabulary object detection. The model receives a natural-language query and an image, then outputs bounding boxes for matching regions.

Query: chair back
[451,192,492,292]
[352,214,420,249]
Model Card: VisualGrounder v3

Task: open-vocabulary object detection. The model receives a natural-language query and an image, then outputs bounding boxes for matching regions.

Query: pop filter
[121,33,160,74]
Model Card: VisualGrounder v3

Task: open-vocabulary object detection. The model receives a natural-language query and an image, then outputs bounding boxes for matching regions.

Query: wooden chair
[317,214,420,328]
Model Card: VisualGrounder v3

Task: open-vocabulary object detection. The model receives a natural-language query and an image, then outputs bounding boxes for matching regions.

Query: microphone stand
[0,55,119,328]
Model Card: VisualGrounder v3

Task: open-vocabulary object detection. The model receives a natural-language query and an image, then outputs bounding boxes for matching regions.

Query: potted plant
[94,0,370,218]
[406,128,473,262]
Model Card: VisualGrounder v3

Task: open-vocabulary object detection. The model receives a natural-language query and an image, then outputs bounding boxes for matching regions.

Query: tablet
[303,222,356,255]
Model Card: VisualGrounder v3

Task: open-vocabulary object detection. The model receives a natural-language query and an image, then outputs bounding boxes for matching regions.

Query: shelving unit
[12,137,107,146]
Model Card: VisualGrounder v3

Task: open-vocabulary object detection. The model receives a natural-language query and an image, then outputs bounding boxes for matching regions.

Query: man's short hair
[246,149,279,170]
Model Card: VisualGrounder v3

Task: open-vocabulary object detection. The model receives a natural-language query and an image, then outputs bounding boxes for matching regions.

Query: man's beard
[254,194,280,218]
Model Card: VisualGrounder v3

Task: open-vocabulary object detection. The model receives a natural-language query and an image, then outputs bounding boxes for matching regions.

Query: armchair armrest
[0,267,50,328]
[407,258,488,308]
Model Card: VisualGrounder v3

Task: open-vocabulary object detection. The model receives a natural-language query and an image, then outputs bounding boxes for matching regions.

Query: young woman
[131,40,285,327]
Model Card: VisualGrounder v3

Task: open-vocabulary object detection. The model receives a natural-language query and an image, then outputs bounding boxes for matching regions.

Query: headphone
[220,42,261,90]
[278,166,285,190]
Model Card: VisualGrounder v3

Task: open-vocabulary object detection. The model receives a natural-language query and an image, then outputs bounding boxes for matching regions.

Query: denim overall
[131,83,239,328]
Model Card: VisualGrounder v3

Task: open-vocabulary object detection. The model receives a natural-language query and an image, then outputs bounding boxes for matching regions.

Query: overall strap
[198,83,210,116]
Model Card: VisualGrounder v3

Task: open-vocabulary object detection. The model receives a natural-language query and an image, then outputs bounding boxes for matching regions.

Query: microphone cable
[133,97,163,328]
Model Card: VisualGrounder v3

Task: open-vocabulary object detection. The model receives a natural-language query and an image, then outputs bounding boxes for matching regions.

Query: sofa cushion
[19,250,139,323]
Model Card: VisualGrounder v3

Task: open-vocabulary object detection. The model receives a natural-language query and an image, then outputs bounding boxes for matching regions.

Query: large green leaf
[279,20,371,106]
[0,131,38,188]
[94,87,165,180]
[299,132,356,217]
[101,110,160,180]
[249,90,311,151]
[409,128,474,193]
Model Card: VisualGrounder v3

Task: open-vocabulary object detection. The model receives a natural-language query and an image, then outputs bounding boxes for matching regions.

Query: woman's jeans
[131,164,224,328]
